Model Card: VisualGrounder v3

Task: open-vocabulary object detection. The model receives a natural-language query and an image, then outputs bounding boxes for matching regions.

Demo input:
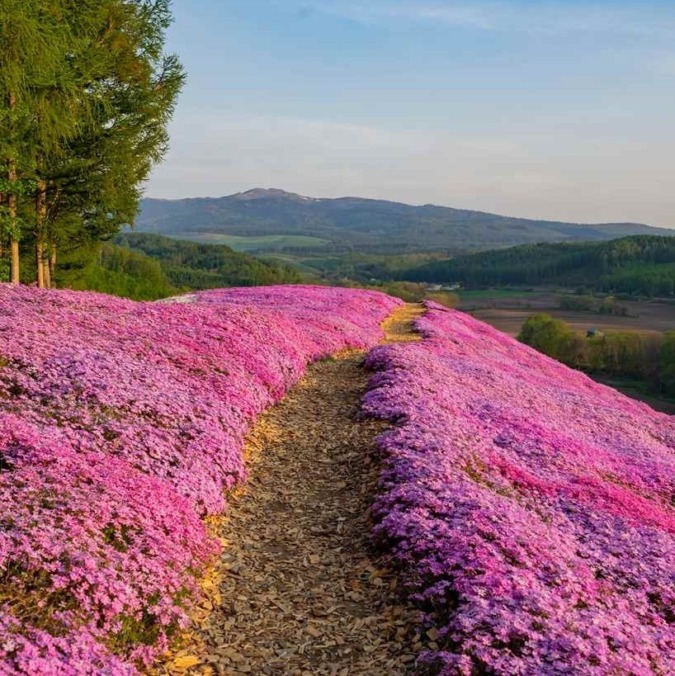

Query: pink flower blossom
[0,284,400,672]
[363,302,675,674]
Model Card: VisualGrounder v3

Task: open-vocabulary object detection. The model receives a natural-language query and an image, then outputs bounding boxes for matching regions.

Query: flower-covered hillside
[0,284,400,673]
[364,303,675,675]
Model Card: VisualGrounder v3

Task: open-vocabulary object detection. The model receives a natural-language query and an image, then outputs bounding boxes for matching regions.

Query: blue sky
[147,1,675,226]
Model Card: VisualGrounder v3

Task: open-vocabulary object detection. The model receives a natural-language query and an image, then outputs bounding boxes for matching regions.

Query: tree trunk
[8,92,19,284]
[10,238,19,284]
[49,245,57,287]
[43,249,51,289]
[36,176,47,289]
[36,241,45,288]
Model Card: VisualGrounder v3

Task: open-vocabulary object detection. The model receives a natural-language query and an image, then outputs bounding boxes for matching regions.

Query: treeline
[302,252,447,282]
[53,232,459,303]
[558,294,629,316]
[116,233,302,288]
[59,233,304,301]
[519,314,675,396]
[68,242,179,300]
[0,1,183,287]
[404,236,675,297]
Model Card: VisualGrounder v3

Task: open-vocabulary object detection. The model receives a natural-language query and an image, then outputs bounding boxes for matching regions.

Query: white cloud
[305,1,675,38]
[147,111,675,227]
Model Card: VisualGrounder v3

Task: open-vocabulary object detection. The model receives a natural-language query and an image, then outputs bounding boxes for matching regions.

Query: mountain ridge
[137,188,672,254]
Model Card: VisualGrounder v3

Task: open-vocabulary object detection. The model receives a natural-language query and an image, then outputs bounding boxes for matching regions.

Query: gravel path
[157,304,425,675]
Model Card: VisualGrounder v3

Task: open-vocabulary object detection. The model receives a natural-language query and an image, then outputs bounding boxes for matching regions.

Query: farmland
[458,289,675,336]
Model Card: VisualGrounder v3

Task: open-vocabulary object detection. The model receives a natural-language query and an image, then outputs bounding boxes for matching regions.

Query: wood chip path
[155,304,426,675]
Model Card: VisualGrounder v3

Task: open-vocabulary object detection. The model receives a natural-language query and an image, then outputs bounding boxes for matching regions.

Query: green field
[257,254,326,276]
[458,288,537,301]
[169,233,330,252]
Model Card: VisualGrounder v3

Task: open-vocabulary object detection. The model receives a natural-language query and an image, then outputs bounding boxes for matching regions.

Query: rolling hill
[113,232,301,290]
[57,233,302,301]
[137,189,671,255]
[404,235,675,296]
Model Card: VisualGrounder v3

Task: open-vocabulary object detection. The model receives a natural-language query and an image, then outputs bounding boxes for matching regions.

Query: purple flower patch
[363,302,675,675]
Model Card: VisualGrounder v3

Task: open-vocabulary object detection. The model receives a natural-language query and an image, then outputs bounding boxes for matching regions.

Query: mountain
[403,235,675,296]
[136,189,672,255]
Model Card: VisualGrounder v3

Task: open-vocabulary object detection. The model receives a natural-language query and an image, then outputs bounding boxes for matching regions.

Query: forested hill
[405,235,675,296]
[63,233,302,301]
[137,189,668,254]
[115,232,301,287]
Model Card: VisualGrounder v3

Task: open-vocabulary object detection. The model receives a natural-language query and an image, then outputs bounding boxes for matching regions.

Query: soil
[154,304,427,676]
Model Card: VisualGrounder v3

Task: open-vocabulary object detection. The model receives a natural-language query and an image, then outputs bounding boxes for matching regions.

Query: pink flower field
[364,302,675,674]
[0,284,400,673]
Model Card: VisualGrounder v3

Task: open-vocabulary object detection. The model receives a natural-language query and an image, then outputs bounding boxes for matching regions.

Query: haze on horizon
[147,0,675,228]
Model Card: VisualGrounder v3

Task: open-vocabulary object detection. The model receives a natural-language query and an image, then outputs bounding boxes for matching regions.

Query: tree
[1,0,184,287]
[0,0,69,282]
[46,1,185,288]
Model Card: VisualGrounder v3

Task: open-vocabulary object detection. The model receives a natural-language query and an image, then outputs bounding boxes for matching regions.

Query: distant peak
[231,188,316,202]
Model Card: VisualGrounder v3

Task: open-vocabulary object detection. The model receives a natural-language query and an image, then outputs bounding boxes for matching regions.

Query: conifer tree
[0,0,184,287]
[45,0,185,286]
[0,0,67,283]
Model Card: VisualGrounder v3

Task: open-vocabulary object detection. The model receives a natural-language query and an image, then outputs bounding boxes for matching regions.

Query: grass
[257,254,326,276]
[458,289,537,300]
[169,233,331,252]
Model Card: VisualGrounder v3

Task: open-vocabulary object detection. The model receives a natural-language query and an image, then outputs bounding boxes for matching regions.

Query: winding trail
[158,304,425,675]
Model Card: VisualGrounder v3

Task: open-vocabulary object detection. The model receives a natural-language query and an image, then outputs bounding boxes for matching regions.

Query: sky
[146,0,675,227]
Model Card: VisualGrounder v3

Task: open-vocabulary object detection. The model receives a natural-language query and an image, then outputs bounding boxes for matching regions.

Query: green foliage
[114,232,303,289]
[0,0,184,284]
[559,294,595,312]
[65,243,178,301]
[597,295,629,316]
[177,233,331,253]
[408,235,675,297]
[518,314,581,366]
[47,232,307,301]
[334,278,458,307]
[0,206,23,239]
[519,314,675,397]
[587,332,648,379]
[41,0,186,252]
[558,293,629,316]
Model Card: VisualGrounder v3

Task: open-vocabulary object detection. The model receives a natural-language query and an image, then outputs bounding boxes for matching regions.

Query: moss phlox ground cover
[0,285,400,673]
[364,302,674,674]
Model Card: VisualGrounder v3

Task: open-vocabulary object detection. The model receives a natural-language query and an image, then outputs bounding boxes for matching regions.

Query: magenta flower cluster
[0,284,400,673]
[364,302,675,675]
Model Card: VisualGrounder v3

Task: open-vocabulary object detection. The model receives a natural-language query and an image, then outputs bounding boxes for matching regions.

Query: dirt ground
[155,305,427,675]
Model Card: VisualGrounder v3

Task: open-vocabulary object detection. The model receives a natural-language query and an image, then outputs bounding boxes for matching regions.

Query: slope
[406,234,675,295]
[364,303,675,674]
[0,285,399,673]
[137,189,670,255]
